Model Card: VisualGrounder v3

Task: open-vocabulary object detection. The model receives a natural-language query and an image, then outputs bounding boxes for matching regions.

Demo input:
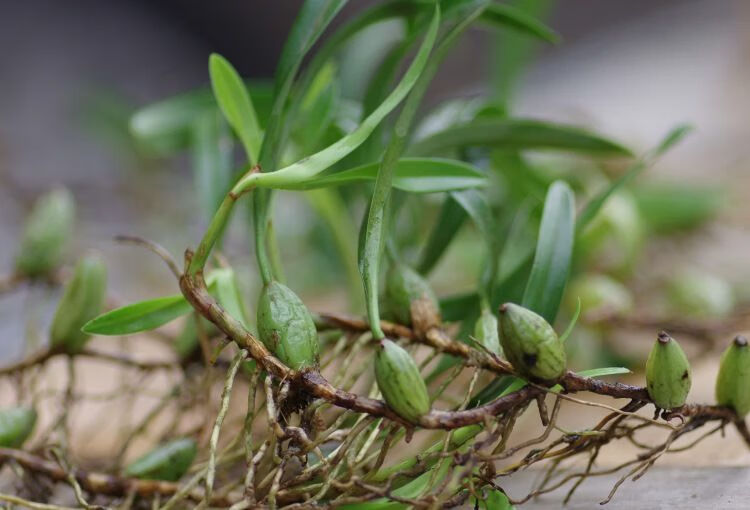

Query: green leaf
[235,8,441,192]
[305,189,363,312]
[260,0,348,172]
[479,3,559,43]
[577,366,631,378]
[284,158,486,193]
[417,195,467,274]
[476,489,515,510]
[209,53,262,164]
[409,118,633,157]
[291,61,340,157]
[490,0,554,106]
[576,124,692,231]
[559,298,581,343]
[82,295,192,336]
[522,180,575,323]
[340,450,455,509]
[451,188,498,299]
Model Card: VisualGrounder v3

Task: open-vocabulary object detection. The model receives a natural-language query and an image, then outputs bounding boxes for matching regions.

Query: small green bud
[667,270,734,319]
[568,273,633,318]
[385,263,440,330]
[374,339,430,423]
[124,438,197,481]
[715,335,750,417]
[257,281,319,371]
[0,407,37,447]
[498,303,566,382]
[473,309,501,356]
[50,254,107,353]
[16,188,75,277]
[646,332,691,410]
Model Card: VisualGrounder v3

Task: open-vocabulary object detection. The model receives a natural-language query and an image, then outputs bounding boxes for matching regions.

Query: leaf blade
[82,295,192,336]
[284,158,486,193]
[409,118,633,157]
[522,180,575,323]
[209,53,262,164]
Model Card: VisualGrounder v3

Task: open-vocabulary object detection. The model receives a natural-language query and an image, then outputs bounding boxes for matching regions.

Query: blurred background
[2,0,750,473]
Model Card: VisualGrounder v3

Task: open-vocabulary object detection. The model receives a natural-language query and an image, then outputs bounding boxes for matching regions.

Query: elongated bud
[0,407,37,448]
[568,273,632,318]
[124,438,197,481]
[374,339,430,423]
[257,281,319,371]
[385,263,440,332]
[715,335,750,417]
[498,303,566,382]
[50,254,107,353]
[474,308,501,356]
[16,188,75,277]
[646,332,691,410]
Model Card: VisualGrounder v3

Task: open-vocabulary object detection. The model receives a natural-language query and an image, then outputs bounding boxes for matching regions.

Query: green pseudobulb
[374,339,430,423]
[715,336,750,417]
[257,281,319,370]
[16,188,75,277]
[385,263,439,327]
[498,303,566,382]
[50,254,107,354]
[646,332,691,410]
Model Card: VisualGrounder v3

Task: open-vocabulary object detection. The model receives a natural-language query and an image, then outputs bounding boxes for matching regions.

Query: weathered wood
[505,467,749,509]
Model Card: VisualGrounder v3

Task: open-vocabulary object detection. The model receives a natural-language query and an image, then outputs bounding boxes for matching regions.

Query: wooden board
[504,467,749,509]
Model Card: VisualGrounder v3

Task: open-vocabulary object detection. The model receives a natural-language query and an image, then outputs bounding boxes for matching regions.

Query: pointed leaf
[237,8,441,191]
[417,195,467,274]
[284,158,485,193]
[409,118,632,157]
[522,180,575,323]
[577,124,691,231]
[479,3,559,43]
[82,295,192,336]
[209,53,262,164]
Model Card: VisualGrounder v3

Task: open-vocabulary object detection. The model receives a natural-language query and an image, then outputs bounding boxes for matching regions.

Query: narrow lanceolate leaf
[577,124,692,231]
[451,189,498,298]
[522,180,575,323]
[82,295,192,336]
[417,196,467,274]
[209,53,262,164]
[479,3,559,43]
[408,118,633,157]
[360,3,481,339]
[282,158,486,193]
[261,0,348,171]
[233,7,441,192]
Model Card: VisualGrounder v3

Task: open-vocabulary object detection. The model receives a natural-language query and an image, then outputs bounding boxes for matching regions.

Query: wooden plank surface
[504,467,749,509]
